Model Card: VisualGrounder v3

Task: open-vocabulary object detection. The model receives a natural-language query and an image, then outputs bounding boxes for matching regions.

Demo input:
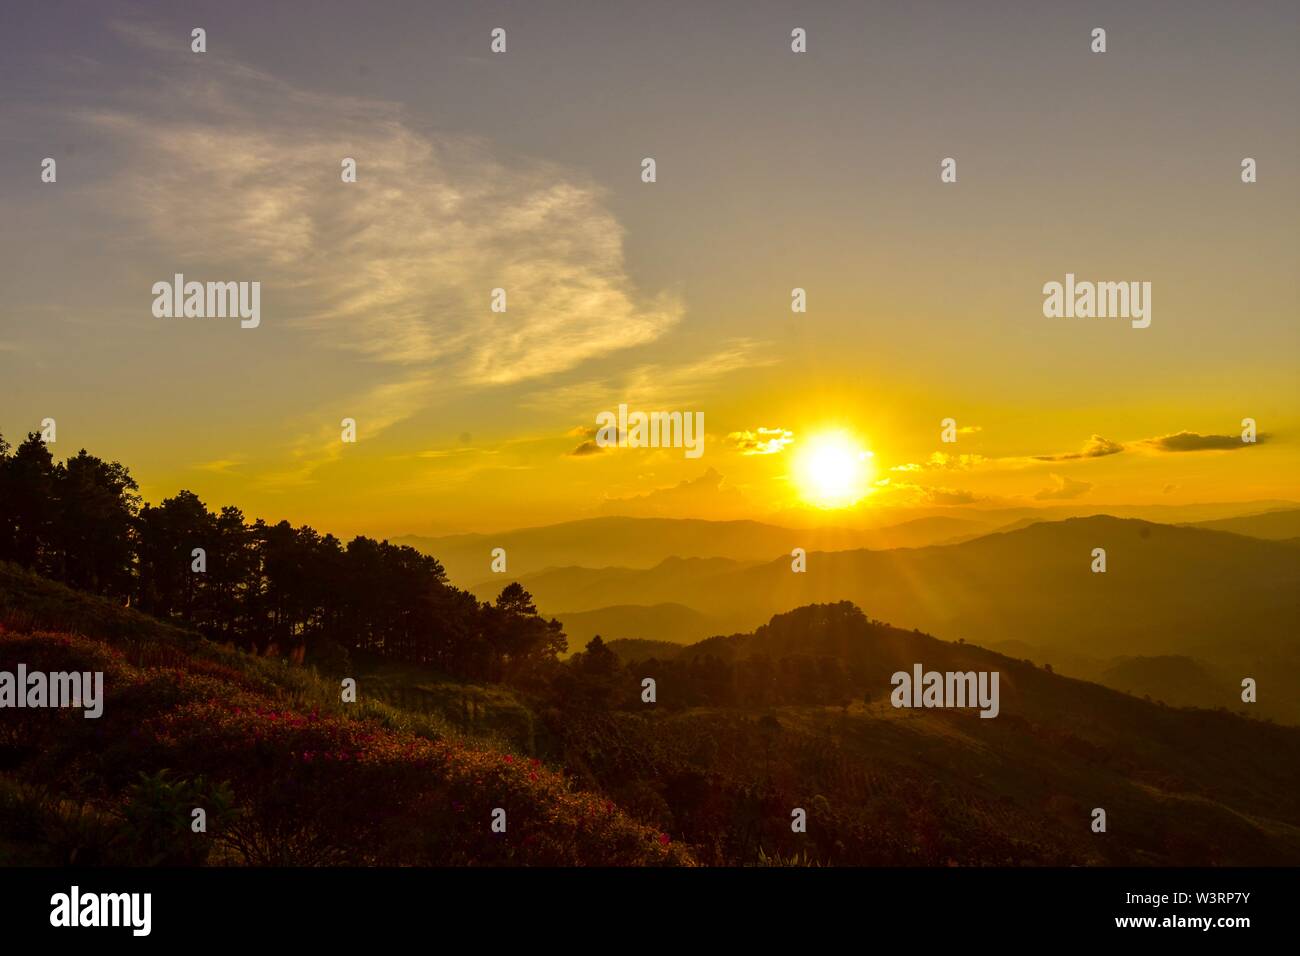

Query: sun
[793,431,875,508]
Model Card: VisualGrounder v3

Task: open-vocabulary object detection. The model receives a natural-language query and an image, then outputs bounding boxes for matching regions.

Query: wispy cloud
[890,451,989,473]
[521,339,774,416]
[889,426,1272,480]
[192,457,246,475]
[1143,431,1269,452]
[79,20,683,482]
[1034,474,1092,500]
[1033,435,1125,462]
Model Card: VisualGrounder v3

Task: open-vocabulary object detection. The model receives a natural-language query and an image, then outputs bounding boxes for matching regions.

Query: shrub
[2,624,694,866]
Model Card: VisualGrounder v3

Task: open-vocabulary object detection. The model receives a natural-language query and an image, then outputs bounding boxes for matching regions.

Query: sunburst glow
[793,431,874,508]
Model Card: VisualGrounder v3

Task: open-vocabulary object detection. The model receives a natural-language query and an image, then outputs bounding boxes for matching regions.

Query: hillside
[0,562,689,866]
[5,561,1300,866]
[982,641,1253,716]
[1184,507,1300,540]
[558,603,1300,865]
[1098,656,1230,708]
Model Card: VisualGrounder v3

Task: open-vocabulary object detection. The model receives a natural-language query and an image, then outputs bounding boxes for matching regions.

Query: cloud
[920,486,982,505]
[1033,435,1125,462]
[192,458,245,474]
[566,423,624,456]
[875,478,983,506]
[891,425,1258,478]
[890,452,988,472]
[727,427,793,456]
[598,467,748,517]
[258,376,443,488]
[1143,431,1269,452]
[1034,474,1092,500]
[521,339,774,416]
[81,21,683,466]
[413,447,484,461]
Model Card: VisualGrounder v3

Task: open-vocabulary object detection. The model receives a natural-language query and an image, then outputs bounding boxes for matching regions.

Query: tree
[559,635,622,709]
[0,433,57,571]
[52,449,139,596]
[135,491,216,621]
[487,583,567,684]
[0,433,563,687]
[494,582,536,618]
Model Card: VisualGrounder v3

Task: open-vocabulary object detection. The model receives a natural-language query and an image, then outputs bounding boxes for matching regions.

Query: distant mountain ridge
[398,502,1298,586]
[486,517,1296,648]
[1182,507,1300,540]
[497,516,1300,722]
[395,515,994,585]
[548,602,718,649]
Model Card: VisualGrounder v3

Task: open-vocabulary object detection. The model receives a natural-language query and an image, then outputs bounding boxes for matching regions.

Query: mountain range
[396,503,1299,586]
[434,510,1299,724]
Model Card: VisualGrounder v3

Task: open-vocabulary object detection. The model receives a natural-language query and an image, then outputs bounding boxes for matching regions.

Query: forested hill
[583,603,1300,865]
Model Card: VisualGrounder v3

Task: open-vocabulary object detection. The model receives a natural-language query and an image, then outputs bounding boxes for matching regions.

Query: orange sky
[1,5,1296,537]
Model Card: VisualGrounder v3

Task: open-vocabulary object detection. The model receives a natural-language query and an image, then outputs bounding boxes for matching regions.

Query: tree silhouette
[0,432,568,686]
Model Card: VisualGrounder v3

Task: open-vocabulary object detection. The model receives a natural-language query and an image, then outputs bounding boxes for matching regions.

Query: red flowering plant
[3,625,693,866]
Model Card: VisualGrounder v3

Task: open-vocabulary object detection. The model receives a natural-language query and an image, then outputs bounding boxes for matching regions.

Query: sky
[1,0,1297,537]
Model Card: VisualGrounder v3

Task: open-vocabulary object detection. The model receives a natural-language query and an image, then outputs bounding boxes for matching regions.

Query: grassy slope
[7,561,1298,866]
[0,562,690,866]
